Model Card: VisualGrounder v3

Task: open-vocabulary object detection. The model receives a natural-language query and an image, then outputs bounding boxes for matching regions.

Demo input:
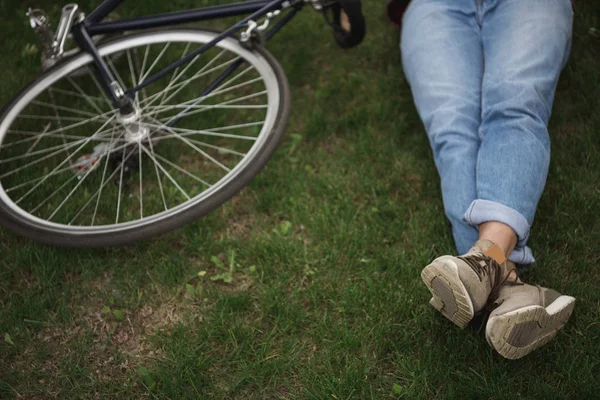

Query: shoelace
[456,254,502,284]
[487,269,523,310]
[457,253,521,307]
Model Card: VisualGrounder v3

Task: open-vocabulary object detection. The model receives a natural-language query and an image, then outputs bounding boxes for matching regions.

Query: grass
[1,0,600,398]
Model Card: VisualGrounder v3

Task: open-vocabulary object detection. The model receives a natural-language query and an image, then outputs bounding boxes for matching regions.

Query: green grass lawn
[1,0,600,398]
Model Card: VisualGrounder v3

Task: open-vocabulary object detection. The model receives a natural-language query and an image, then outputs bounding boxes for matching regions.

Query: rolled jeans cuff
[462,199,535,265]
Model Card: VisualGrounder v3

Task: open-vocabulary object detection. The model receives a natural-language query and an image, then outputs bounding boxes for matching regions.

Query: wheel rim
[0,30,281,234]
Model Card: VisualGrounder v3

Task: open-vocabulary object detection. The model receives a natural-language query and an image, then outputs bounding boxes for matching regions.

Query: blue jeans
[400,0,573,265]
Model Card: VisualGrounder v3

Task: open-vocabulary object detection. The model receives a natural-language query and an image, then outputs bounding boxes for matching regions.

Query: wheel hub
[117,106,149,143]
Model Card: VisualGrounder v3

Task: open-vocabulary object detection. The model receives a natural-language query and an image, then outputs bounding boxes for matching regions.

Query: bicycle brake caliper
[239,10,281,49]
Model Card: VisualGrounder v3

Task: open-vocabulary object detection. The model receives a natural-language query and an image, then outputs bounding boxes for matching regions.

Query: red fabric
[387,0,574,28]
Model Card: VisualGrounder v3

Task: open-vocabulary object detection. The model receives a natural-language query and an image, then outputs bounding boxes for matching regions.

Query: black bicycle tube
[86,0,126,24]
[71,24,129,108]
[75,0,300,110]
[86,0,278,36]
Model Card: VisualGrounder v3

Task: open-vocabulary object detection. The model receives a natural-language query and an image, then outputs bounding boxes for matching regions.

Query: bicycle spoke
[200,120,267,133]
[67,78,107,115]
[153,44,205,106]
[126,50,140,108]
[47,89,72,164]
[91,125,120,225]
[142,121,260,141]
[4,124,120,160]
[8,115,119,160]
[7,110,114,139]
[88,70,114,109]
[2,131,120,150]
[16,114,92,122]
[148,104,267,112]
[151,151,212,188]
[1,136,100,175]
[147,118,230,173]
[137,45,150,85]
[2,135,92,163]
[158,64,255,122]
[166,136,245,157]
[139,53,236,111]
[24,122,51,155]
[115,144,127,224]
[149,89,264,117]
[147,134,168,212]
[4,141,129,193]
[138,141,143,219]
[13,115,116,203]
[46,143,114,220]
[132,47,149,107]
[154,50,231,108]
[107,56,127,91]
[140,143,190,201]
[157,42,192,106]
[153,90,268,122]
[5,163,73,193]
[31,173,79,214]
[48,87,106,104]
[139,42,171,83]
[154,80,264,123]
[31,100,104,118]
[64,142,134,226]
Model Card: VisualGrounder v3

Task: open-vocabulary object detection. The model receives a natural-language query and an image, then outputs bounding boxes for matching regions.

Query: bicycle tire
[0,28,291,247]
[332,0,366,49]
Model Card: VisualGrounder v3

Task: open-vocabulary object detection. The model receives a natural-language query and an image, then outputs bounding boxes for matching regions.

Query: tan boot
[421,240,513,328]
[485,283,575,360]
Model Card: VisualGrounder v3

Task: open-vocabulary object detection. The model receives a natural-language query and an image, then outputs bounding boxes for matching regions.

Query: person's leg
[473,0,575,359]
[479,221,517,264]
[400,0,482,254]
[463,0,574,266]
[401,0,510,329]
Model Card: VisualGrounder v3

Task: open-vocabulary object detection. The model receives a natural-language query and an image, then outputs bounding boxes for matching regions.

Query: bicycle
[0,0,365,247]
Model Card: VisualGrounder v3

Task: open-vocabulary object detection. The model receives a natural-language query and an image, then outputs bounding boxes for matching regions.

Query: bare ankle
[478,221,517,259]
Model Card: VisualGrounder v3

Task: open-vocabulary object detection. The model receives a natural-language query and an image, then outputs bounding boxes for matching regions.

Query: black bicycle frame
[71,0,302,111]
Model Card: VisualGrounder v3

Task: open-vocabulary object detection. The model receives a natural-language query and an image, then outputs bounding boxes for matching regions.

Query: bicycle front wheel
[0,29,290,247]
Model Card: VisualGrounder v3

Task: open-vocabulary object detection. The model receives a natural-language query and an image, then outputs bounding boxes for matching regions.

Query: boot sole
[486,295,575,360]
[421,259,475,329]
